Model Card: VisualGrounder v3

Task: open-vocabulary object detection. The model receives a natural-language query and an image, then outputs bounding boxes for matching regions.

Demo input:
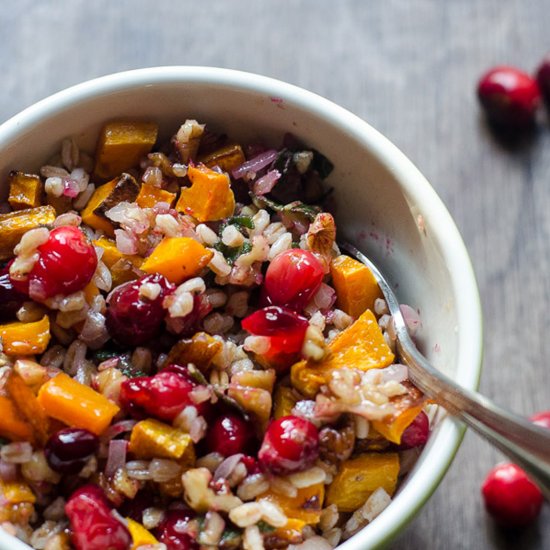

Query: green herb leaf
[257,520,276,534]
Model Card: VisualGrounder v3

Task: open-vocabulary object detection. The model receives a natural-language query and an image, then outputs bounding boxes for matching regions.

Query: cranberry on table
[477,66,540,128]
[106,273,175,346]
[206,413,255,457]
[156,509,199,550]
[399,410,430,449]
[481,463,543,527]
[11,226,97,300]
[530,410,550,430]
[258,415,319,475]
[119,368,208,422]
[536,54,550,105]
[65,484,131,550]
[45,428,99,474]
[0,268,26,322]
[263,248,324,310]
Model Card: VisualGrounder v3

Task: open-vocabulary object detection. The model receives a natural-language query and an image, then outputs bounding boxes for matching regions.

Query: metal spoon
[341,241,550,500]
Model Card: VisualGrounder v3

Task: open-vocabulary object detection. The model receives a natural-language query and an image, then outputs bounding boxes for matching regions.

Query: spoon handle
[343,242,550,499]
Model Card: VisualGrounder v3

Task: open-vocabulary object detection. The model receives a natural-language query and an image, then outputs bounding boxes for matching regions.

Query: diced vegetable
[37,372,120,435]
[7,171,43,210]
[291,309,394,397]
[325,453,399,512]
[231,369,276,393]
[330,254,382,318]
[270,518,306,546]
[0,315,51,356]
[175,164,235,222]
[126,518,158,549]
[83,281,100,305]
[0,205,56,260]
[136,182,176,208]
[129,419,195,466]
[141,237,213,284]
[227,384,272,431]
[93,237,143,285]
[94,121,158,180]
[258,483,325,525]
[81,174,140,235]
[273,386,300,419]
[163,332,222,372]
[0,395,34,442]
[0,479,36,504]
[371,382,425,444]
[198,144,246,173]
[6,370,50,445]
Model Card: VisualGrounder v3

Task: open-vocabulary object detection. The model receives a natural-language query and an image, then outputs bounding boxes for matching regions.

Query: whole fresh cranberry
[242,306,309,356]
[119,369,208,422]
[45,428,99,474]
[0,267,26,322]
[399,411,430,449]
[530,410,550,430]
[481,463,543,527]
[65,484,131,550]
[106,273,175,346]
[536,54,550,105]
[206,414,255,457]
[258,415,319,475]
[477,66,540,129]
[156,509,198,550]
[263,249,324,310]
[240,455,262,475]
[11,226,97,301]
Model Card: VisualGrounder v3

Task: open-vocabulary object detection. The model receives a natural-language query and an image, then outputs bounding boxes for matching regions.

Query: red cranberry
[11,226,97,300]
[45,428,99,474]
[530,410,550,430]
[241,455,262,475]
[477,66,540,129]
[242,306,309,357]
[119,369,207,422]
[65,484,131,550]
[156,509,198,550]
[0,268,26,322]
[258,415,319,475]
[536,54,550,105]
[206,414,255,457]
[481,463,543,527]
[399,411,430,449]
[106,273,175,346]
[263,249,324,310]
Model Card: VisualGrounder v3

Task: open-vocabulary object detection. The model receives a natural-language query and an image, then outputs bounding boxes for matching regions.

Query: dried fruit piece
[175,164,235,222]
[291,309,394,398]
[326,453,399,512]
[8,171,43,210]
[163,332,223,373]
[94,121,158,180]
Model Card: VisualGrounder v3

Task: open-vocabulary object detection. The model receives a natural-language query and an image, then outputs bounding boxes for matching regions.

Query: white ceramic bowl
[0,67,482,550]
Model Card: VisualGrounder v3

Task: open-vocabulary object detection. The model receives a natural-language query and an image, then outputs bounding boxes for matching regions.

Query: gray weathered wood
[0,0,548,548]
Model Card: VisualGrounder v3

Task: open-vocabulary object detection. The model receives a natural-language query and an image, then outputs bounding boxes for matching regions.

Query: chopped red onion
[400,304,422,336]
[114,229,138,255]
[79,311,109,349]
[62,178,80,198]
[101,420,137,443]
[105,439,128,478]
[214,453,244,480]
[231,149,278,180]
[312,282,336,311]
[253,169,281,195]
[0,460,17,481]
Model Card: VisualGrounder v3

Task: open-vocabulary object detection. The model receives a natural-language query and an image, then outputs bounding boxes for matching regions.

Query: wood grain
[1,0,549,548]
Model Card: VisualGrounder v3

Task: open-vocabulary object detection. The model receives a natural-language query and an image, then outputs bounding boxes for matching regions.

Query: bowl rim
[0,66,483,550]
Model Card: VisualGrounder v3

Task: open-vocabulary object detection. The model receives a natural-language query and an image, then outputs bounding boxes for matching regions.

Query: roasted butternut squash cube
[291,309,394,398]
[198,144,246,173]
[0,315,51,356]
[0,206,56,260]
[0,479,36,504]
[0,396,34,442]
[330,254,382,318]
[127,518,159,549]
[136,182,176,208]
[326,453,399,512]
[258,483,325,525]
[163,332,222,372]
[175,164,235,222]
[93,237,143,285]
[7,172,43,210]
[129,419,195,466]
[94,121,158,180]
[141,237,213,284]
[273,385,301,419]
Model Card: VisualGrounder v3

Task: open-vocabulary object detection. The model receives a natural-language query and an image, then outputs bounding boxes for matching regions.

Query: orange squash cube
[0,315,51,356]
[136,182,177,209]
[8,172,43,210]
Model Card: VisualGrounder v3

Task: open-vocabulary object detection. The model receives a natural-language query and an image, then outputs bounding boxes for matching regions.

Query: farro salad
[0,119,429,550]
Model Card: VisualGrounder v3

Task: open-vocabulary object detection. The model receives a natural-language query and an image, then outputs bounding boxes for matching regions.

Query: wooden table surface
[1,1,549,548]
